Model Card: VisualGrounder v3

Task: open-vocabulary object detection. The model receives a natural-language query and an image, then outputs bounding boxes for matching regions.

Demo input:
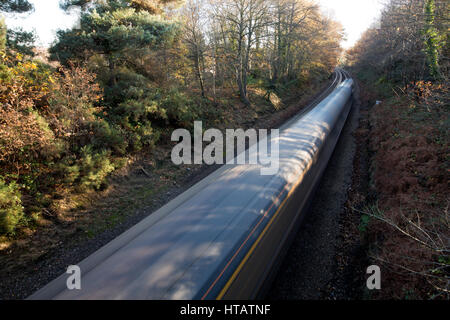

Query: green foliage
[77,146,116,191]
[60,0,176,14]
[0,53,56,174]
[0,177,24,235]
[57,146,116,192]
[0,0,33,13]
[348,0,448,85]
[423,0,441,80]
[50,2,180,65]
[160,88,198,126]
[6,27,35,56]
[359,214,370,233]
[0,17,6,51]
[90,120,128,155]
[60,0,93,11]
[50,0,181,153]
[0,48,128,235]
[0,1,188,237]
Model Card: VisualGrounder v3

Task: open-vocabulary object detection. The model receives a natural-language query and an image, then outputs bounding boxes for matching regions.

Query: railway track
[29,69,354,300]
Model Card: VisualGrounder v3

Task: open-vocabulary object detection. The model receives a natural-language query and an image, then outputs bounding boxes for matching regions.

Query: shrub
[77,146,115,191]
[90,120,128,155]
[161,88,198,126]
[55,145,117,192]
[0,53,55,174]
[47,62,103,149]
[0,177,24,235]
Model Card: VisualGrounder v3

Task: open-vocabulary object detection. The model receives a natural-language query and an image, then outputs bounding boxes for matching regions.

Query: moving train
[29,70,354,300]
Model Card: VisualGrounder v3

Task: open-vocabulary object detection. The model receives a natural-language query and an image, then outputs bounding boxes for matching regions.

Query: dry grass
[361,81,449,299]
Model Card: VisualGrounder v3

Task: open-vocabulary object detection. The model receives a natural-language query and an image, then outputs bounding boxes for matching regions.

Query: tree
[50,0,182,152]
[60,0,179,14]
[214,0,270,105]
[423,0,441,79]
[1,0,35,56]
[348,0,448,86]
[51,0,345,132]
[0,0,33,13]
[182,0,207,97]
[0,17,6,51]
[6,27,35,56]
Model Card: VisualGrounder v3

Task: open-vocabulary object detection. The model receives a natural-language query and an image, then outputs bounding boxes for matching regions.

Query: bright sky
[3,0,385,49]
[318,0,385,48]
[3,0,79,47]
